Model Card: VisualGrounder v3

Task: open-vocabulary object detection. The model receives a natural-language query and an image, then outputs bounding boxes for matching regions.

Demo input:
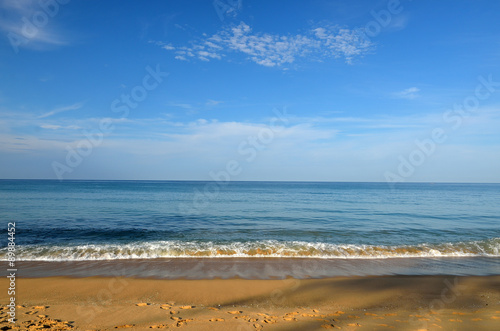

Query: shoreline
[3,257,500,279]
[1,275,499,330]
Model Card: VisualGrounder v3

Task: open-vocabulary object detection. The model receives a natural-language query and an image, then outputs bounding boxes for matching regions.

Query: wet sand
[1,275,499,330]
[7,257,500,279]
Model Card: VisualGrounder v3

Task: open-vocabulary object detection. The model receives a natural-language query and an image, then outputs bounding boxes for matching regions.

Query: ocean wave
[1,238,499,261]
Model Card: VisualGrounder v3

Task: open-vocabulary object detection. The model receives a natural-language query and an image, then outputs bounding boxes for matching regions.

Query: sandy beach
[1,275,499,330]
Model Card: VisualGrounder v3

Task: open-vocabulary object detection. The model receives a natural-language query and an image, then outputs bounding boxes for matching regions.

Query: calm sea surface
[1,180,499,277]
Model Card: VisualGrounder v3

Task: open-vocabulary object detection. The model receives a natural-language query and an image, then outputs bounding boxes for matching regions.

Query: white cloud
[394,87,420,100]
[40,124,81,130]
[167,102,194,110]
[161,22,373,68]
[389,15,409,31]
[38,102,84,118]
[206,99,223,107]
[0,0,70,51]
[2,106,500,181]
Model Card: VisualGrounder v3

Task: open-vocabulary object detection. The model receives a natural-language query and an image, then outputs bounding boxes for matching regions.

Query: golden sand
[1,275,499,330]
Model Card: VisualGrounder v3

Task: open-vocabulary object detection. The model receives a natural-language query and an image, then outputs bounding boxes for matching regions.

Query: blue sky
[1,0,500,182]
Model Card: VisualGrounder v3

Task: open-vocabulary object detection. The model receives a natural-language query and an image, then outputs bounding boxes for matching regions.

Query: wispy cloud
[2,105,500,181]
[167,102,194,110]
[394,87,420,100]
[159,21,374,68]
[38,102,84,119]
[0,0,70,51]
[40,124,81,130]
[388,15,409,31]
[206,99,223,107]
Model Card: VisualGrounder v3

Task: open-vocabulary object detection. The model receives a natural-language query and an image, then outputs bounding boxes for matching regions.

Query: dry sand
[1,275,499,330]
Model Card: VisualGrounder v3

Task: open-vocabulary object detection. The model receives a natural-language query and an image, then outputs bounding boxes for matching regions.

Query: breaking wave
[1,238,499,261]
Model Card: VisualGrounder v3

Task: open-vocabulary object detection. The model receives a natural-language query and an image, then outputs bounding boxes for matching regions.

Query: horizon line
[1,179,499,185]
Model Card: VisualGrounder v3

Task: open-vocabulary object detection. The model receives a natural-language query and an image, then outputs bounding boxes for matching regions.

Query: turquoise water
[1,180,499,262]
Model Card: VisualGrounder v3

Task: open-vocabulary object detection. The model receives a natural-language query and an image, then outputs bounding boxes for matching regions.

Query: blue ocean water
[1,180,499,261]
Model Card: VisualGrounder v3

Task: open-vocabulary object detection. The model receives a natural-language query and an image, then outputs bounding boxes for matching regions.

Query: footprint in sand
[176,319,193,327]
[33,306,48,310]
[347,323,361,327]
[209,318,225,322]
[171,317,181,321]
[179,305,194,309]
[136,303,150,306]
[384,313,397,316]
[283,317,297,321]
[170,310,179,315]
[365,313,377,316]
[228,310,243,314]
[114,325,135,329]
[321,324,335,329]
[491,316,500,320]
[347,315,360,319]
[327,313,341,317]
[22,316,73,330]
[207,307,219,311]
[149,324,168,329]
[285,312,299,316]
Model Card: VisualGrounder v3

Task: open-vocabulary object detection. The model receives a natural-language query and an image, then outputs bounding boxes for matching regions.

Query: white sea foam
[1,238,499,261]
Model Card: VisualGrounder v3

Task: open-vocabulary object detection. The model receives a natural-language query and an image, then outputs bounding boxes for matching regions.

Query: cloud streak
[1,105,500,181]
[159,22,374,68]
[394,87,420,100]
[0,0,70,52]
[40,124,81,130]
[38,102,84,119]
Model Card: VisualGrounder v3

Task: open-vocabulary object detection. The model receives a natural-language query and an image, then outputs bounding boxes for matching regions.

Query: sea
[1,180,499,279]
